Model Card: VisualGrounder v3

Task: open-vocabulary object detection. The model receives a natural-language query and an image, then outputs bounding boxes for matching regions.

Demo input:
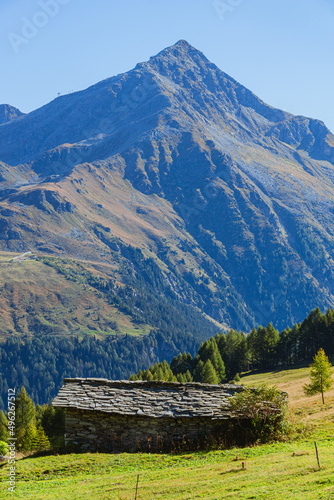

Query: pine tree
[170,352,193,375]
[201,360,219,384]
[193,359,204,382]
[155,367,164,381]
[247,324,279,369]
[22,422,37,451]
[144,370,154,381]
[32,425,50,451]
[0,411,9,442]
[210,342,226,382]
[224,329,249,378]
[247,326,259,368]
[303,348,333,404]
[15,387,36,450]
[196,339,226,382]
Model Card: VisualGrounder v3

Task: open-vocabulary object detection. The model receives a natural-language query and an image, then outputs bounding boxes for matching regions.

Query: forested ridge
[130,307,334,384]
[0,306,333,409]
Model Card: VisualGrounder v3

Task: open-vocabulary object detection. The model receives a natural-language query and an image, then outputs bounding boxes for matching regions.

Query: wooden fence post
[135,474,140,499]
[314,441,321,470]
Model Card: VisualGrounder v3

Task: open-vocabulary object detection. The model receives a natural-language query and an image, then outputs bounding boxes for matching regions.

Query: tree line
[0,306,333,409]
[130,307,334,383]
[0,329,201,411]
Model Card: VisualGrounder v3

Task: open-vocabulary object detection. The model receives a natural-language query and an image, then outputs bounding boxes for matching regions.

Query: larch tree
[15,387,36,449]
[201,360,219,385]
[303,348,333,404]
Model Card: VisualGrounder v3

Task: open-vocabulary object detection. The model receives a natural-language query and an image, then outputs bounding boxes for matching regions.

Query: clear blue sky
[1,0,333,132]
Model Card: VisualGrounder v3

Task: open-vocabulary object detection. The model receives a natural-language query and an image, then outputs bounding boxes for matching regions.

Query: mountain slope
[0,104,25,126]
[1,40,334,331]
[0,251,152,338]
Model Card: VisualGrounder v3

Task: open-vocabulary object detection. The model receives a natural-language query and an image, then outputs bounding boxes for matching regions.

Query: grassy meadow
[241,365,334,423]
[0,366,333,499]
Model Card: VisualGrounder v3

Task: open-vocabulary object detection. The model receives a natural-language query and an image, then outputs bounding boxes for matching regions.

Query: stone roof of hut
[52,378,245,419]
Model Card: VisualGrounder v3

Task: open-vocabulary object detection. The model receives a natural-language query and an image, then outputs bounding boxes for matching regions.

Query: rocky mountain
[0,104,25,125]
[1,40,334,332]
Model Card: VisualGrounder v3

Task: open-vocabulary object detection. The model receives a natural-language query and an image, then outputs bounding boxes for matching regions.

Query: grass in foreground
[1,434,333,500]
[0,366,333,499]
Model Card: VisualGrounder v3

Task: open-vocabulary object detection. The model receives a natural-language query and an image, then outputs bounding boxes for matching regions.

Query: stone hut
[53,378,249,452]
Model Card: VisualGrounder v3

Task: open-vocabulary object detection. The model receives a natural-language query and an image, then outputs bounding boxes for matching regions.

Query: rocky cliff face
[1,40,334,331]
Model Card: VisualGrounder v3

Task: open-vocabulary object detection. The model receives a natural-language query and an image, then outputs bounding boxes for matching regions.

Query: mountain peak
[1,41,334,333]
[150,39,209,63]
[133,39,213,78]
[172,39,193,49]
[0,104,25,125]
[169,39,199,53]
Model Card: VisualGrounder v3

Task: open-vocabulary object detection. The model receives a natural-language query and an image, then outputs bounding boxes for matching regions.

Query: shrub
[228,384,288,443]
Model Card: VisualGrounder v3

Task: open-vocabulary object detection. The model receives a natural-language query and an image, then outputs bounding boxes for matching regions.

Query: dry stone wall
[65,408,231,452]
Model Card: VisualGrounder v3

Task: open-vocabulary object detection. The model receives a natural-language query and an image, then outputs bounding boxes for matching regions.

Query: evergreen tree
[223,329,249,378]
[247,324,279,369]
[193,359,204,382]
[0,411,9,442]
[170,352,193,375]
[201,360,219,384]
[303,348,333,404]
[37,404,65,446]
[145,371,154,381]
[264,323,280,365]
[247,327,259,369]
[196,339,226,382]
[278,327,293,365]
[32,425,50,451]
[15,387,36,450]
[22,422,37,451]
[324,309,334,358]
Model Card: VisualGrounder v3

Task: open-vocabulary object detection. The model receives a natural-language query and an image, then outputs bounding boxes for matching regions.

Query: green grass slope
[0,366,333,499]
[241,365,334,423]
[1,438,333,500]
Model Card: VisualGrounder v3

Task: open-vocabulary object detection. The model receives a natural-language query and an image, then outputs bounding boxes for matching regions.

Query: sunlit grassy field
[0,366,333,499]
[241,365,334,422]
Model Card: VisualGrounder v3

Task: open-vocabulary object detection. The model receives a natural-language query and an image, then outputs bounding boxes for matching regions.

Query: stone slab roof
[52,378,245,419]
